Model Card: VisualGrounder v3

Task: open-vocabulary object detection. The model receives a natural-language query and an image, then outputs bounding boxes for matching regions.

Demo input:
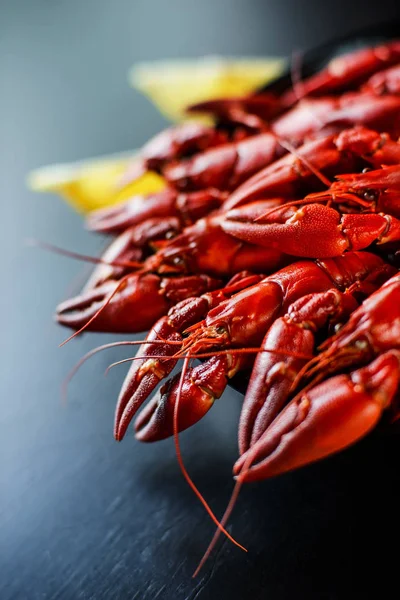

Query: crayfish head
[145,229,196,275]
[331,165,400,210]
[181,321,230,356]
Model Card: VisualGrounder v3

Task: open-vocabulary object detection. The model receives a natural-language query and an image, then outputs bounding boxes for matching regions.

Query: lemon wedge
[27,151,165,213]
[29,57,284,214]
[129,56,286,122]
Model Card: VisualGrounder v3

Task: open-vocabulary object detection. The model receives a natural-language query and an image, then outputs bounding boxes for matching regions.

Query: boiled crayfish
[52,40,400,571]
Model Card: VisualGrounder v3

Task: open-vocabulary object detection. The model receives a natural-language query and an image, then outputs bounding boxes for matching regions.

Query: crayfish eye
[363,189,378,203]
[354,339,369,350]
[216,325,226,335]
[172,256,184,266]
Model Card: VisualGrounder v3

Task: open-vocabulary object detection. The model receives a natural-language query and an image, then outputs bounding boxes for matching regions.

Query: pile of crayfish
[55,40,400,564]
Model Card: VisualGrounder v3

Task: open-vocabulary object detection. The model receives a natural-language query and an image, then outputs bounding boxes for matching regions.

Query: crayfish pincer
[235,274,400,482]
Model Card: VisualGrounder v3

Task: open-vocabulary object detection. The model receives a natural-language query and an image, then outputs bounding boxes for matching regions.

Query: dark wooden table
[2,1,400,598]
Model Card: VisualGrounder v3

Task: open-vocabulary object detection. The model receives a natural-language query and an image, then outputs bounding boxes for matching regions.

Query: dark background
[1,1,400,598]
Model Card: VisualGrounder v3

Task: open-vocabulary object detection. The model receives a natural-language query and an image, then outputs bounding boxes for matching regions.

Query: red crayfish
[50,39,400,573]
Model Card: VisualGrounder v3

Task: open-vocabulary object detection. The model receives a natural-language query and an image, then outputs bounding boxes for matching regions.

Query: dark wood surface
[1,1,400,598]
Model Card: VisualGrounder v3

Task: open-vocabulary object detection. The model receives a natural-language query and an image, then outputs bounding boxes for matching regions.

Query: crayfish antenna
[173,356,247,555]
[194,427,269,578]
[192,477,245,578]
[251,189,370,225]
[27,239,143,270]
[289,50,306,104]
[276,137,332,187]
[105,346,315,373]
[58,275,131,347]
[62,340,144,404]
[61,339,183,404]
[30,240,153,346]
[249,136,333,224]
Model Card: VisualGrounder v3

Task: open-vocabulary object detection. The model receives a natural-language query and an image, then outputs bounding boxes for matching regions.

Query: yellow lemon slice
[27,151,165,214]
[129,56,286,122]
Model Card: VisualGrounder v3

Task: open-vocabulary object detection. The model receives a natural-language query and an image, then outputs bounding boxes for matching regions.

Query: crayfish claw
[56,273,171,334]
[134,353,249,442]
[234,351,400,482]
[134,370,216,442]
[56,280,119,330]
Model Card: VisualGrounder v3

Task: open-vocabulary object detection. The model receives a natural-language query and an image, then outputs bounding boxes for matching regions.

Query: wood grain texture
[1,1,400,598]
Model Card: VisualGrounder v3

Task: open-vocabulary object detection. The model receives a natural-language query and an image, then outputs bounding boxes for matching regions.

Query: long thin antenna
[26,239,142,270]
[173,356,247,553]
